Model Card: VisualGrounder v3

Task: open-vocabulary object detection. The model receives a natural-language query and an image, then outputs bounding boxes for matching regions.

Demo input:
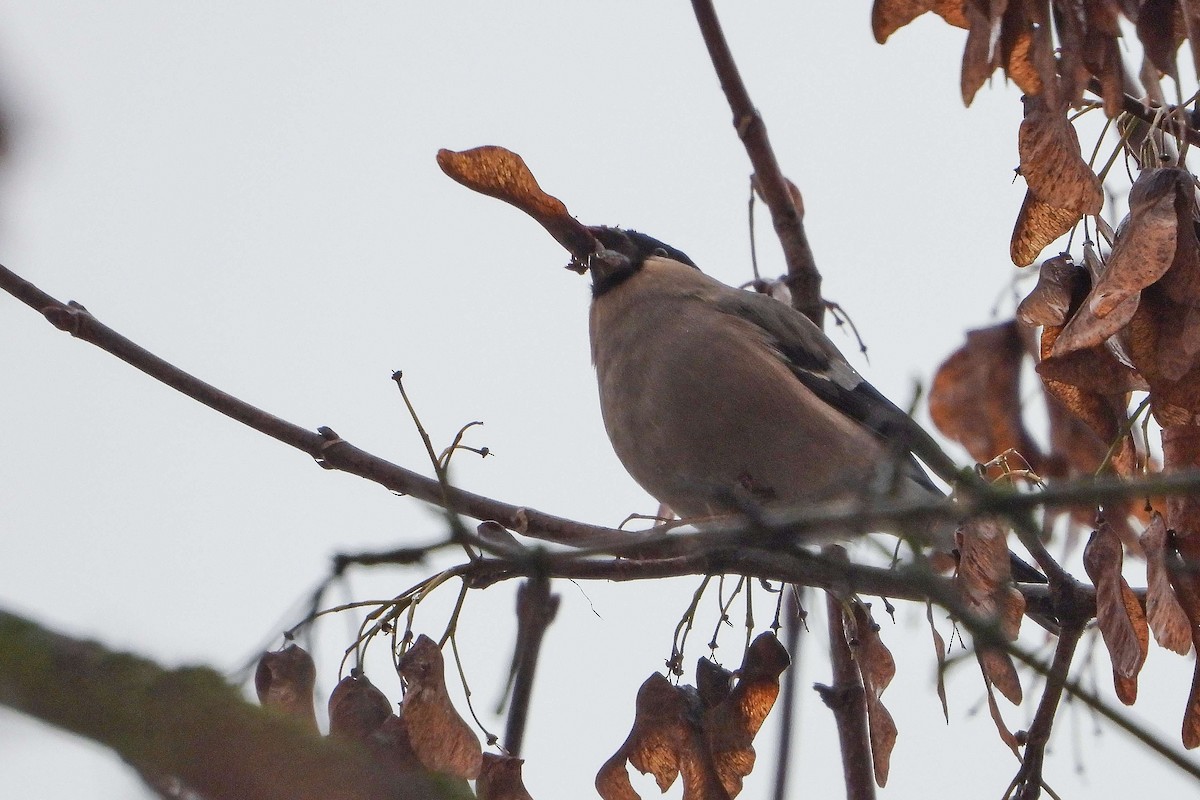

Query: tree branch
[690,0,823,323]
[816,589,876,800]
[0,608,466,800]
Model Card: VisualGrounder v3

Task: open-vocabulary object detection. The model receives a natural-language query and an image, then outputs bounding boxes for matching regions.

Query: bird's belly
[596,326,885,518]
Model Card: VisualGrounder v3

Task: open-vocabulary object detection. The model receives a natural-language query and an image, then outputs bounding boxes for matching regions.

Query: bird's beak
[582,249,631,285]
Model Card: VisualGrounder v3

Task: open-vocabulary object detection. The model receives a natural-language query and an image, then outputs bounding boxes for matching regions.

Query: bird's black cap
[587,227,697,296]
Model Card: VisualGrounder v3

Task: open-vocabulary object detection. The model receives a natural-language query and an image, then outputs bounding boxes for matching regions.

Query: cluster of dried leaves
[929,111,1200,749]
[596,633,789,800]
[256,632,789,800]
[873,1,1200,113]
[256,636,497,797]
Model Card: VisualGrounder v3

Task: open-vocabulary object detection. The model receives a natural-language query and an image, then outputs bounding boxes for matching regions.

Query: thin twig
[690,0,822,324]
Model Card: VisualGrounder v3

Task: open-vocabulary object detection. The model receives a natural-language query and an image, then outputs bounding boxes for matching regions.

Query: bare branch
[816,588,876,800]
[690,0,823,324]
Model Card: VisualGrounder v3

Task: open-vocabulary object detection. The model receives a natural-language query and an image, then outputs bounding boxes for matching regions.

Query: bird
[583,225,1042,580]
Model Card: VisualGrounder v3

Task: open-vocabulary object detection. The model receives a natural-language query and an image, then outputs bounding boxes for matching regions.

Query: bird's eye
[652,247,668,257]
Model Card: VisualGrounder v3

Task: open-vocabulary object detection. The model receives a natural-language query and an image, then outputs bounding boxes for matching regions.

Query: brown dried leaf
[436,146,597,262]
[1140,512,1193,655]
[956,517,1024,704]
[933,0,969,28]
[1017,103,1103,222]
[1184,0,1200,87]
[926,601,950,722]
[998,1,1041,96]
[1114,671,1139,705]
[478,754,536,800]
[977,647,1023,706]
[961,0,1003,105]
[1160,429,1200,749]
[984,677,1023,758]
[1049,289,1140,357]
[1039,323,1137,475]
[1036,346,1148,395]
[1052,0,1089,106]
[1087,169,1183,318]
[368,714,428,778]
[1012,190,1087,267]
[872,0,935,43]
[1137,0,1184,79]
[846,602,897,786]
[1129,287,1200,422]
[328,673,393,741]
[595,673,727,800]
[1083,522,1150,687]
[1084,38,1125,116]
[1157,214,1200,307]
[696,657,734,709]
[1016,254,1087,327]
[704,633,790,796]
[255,644,318,732]
[930,320,1043,469]
[397,634,483,779]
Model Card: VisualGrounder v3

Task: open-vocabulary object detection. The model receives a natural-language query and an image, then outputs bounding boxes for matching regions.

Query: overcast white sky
[1,3,1197,798]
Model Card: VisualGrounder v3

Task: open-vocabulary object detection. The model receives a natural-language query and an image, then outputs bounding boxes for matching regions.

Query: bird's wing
[711,288,942,495]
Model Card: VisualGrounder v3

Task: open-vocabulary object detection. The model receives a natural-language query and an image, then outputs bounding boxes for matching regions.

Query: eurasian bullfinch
[584,225,1035,578]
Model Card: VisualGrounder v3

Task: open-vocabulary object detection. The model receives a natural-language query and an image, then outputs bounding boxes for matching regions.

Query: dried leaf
[704,633,790,796]
[872,0,936,43]
[930,320,1043,470]
[696,657,734,709]
[255,644,318,732]
[1016,254,1087,327]
[372,714,423,773]
[1036,346,1148,395]
[478,753,536,800]
[436,146,597,262]
[369,714,445,782]
[926,601,949,722]
[1162,501,1200,748]
[1083,522,1150,689]
[984,677,1023,758]
[597,638,788,800]
[961,0,1004,105]
[328,673,393,741]
[846,602,898,786]
[998,2,1041,96]
[1049,289,1140,357]
[933,0,969,28]
[1160,429,1200,749]
[1011,190,1087,267]
[1017,102,1103,216]
[1157,214,1200,307]
[1038,323,1137,475]
[1087,169,1183,317]
[1083,15,1125,116]
[955,517,1024,704]
[1140,512,1193,655]
[1137,0,1184,79]
[1129,286,1200,422]
[398,634,483,779]
[595,673,727,800]
[1052,0,1090,106]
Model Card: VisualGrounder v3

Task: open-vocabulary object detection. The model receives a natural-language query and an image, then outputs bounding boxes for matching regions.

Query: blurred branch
[0,608,463,800]
[690,0,823,324]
